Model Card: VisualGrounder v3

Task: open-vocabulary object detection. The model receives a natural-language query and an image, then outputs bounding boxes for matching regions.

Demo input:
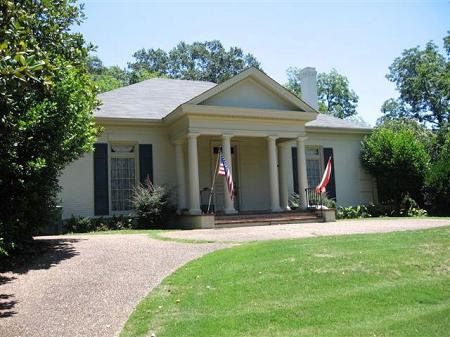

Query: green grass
[121,227,450,337]
[337,216,450,221]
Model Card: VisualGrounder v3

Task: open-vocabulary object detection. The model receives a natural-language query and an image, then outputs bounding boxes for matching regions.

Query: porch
[174,133,310,216]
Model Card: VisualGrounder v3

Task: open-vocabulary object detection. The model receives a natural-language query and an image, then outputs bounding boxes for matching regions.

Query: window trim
[305,145,324,188]
[108,142,139,214]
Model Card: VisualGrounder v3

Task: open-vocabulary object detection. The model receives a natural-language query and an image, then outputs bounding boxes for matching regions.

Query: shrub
[424,136,450,215]
[131,180,176,229]
[361,120,430,213]
[0,238,7,258]
[289,192,336,209]
[336,205,371,219]
[336,199,427,220]
[64,215,136,233]
[65,216,93,233]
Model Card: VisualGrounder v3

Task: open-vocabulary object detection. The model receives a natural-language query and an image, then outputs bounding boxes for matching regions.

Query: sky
[76,0,449,125]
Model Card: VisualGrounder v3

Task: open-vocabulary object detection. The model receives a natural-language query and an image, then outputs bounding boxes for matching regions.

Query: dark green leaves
[285,67,359,119]
[128,40,261,84]
[382,33,450,128]
[0,0,99,257]
[317,69,359,119]
[361,120,430,212]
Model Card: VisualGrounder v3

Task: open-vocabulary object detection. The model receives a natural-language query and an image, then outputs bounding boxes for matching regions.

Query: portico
[169,126,313,216]
[164,68,317,215]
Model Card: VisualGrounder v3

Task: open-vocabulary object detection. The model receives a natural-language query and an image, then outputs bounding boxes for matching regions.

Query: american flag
[218,153,234,200]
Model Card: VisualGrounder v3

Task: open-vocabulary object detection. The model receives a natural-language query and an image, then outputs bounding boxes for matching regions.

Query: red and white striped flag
[315,157,332,194]
[218,153,234,200]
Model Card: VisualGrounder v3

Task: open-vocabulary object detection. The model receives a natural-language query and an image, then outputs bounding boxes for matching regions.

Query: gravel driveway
[161,218,450,242]
[0,234,226,337]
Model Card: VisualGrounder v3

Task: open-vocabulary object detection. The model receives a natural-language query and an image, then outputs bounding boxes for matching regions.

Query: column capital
[187,132,200,139]
[277,141,291,148]
[173,139,185,145]
[267,135,279,141]
[221,133,234,140]
[296,136,308,142]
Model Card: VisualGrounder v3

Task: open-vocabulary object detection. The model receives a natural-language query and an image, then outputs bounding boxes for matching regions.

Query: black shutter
[139,144,153,184]
[323,148,336,200]
[291,147,298,193]
[94,143,109,216]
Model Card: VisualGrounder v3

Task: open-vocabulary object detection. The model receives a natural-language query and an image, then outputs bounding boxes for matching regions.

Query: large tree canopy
[380,32,450,127]
[361,120,430,213]
[0,0,99,256]
[285,68,359,119]
[128,40,261,83]
[87,56,160,92]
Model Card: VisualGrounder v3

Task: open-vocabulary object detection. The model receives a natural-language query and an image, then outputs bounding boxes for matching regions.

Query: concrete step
[214,212,322,228]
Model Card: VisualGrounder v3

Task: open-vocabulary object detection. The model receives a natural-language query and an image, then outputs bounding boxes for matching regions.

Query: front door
[211,143,239,213]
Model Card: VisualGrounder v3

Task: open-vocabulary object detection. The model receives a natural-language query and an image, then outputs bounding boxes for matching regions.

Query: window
[110,144,136,211]
[306,147,322,187]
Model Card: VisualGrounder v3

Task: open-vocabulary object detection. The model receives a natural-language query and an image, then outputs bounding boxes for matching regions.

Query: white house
[59,67,376,226]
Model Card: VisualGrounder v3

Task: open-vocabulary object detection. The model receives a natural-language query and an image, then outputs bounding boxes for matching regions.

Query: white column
[297,136,308,209]
[278,142,291,211]
[174,141,186,213]
[187,133,201,215]
[222,134,237,214]
[268,136,282,212]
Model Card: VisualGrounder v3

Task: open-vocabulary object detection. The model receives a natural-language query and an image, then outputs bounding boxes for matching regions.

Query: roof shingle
[95,77,370,131]
[96,78,216,119]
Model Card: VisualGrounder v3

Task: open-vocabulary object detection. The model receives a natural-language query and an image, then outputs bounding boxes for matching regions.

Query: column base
[189,208,202,215]
[271,207,283,213]
[283,206,291,211]
[224,208,238,215]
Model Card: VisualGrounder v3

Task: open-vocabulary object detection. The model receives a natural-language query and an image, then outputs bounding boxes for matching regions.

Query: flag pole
[207,149,221,214]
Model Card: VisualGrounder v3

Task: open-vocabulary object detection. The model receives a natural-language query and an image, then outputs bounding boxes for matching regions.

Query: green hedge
[64,215,136,233]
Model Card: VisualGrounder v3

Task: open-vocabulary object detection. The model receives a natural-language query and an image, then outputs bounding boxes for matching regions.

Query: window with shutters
[306,146,323,188]
[110,144,137,211]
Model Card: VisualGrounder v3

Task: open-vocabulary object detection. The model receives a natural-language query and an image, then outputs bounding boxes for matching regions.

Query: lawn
[121,227,450,337]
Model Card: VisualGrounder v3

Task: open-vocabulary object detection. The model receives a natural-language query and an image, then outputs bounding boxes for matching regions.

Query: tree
[87,56,129,92]
[128,68,160,85]
[0,1,99,257]
[285,67,302,97]
[285,68,359,119]
[128,40,261,83]
[381,32,450,128]
[317,69,359,118]
[360,120,430,213]
[425,128,450,215]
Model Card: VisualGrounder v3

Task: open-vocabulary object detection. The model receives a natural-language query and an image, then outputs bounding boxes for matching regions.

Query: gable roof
[95,78,216,119]
[186,67,316,112]
[95,70,371,132]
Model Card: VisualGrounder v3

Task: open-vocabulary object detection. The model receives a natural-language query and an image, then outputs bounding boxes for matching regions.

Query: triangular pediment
[201,78,296,110]
[185,67,317,113]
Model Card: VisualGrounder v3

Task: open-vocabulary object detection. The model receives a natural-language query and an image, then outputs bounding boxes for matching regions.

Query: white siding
[238,138,270,211]
[59,124,374,218]
[59,153,94,218]
[286,131,375,207]
[59,124,176,219]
